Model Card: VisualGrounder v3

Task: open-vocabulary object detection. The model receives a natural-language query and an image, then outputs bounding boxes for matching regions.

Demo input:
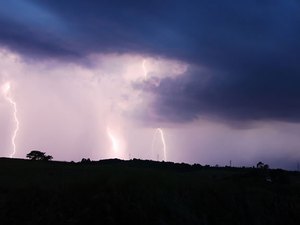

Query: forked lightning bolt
[2,82,19,158]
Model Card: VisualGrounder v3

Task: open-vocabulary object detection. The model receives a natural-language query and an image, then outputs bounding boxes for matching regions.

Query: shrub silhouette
[81,158,91,163]
[26,150,53,161]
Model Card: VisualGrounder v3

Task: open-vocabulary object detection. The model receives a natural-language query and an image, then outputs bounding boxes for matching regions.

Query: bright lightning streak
[157,128,167,161]
[151,128,167,161]
[141,59,167,161]
[107,127,120,154]
[2,82,19,158]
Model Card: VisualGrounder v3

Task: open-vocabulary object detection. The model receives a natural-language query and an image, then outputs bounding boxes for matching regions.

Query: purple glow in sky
[0,48,299,170]
[1,1,300,170]
[0,48,186,161]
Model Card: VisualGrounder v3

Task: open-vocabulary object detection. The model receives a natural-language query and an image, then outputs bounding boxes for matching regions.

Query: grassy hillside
[0,158,300,225]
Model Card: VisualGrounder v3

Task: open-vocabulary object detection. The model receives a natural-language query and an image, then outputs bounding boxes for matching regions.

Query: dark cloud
[148,65,300,123]
[3,0,298,63]
[1,0,300,123]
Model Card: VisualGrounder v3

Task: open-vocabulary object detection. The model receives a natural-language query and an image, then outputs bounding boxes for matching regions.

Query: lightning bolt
[151,128,167,161]
[107,127,120,154]
[2,82,19,158]
[141,59,167,161]
[157,128,167,161]
[107,125,128,160]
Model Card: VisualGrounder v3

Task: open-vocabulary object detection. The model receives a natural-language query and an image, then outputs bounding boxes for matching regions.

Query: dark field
[0,158,300,225]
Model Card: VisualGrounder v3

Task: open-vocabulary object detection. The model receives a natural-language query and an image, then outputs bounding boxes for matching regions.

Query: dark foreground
[0,158,300,225]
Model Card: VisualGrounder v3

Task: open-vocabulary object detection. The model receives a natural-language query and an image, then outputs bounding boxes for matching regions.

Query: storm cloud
[1,1,300,169]
[1,0,300,123]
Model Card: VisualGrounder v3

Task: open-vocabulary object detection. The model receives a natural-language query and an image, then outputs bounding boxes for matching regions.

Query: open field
[1,158,300,225]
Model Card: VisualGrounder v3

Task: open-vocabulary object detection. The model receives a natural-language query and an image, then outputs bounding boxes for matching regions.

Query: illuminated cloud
[1,1,300,169]
[0,48,187,162]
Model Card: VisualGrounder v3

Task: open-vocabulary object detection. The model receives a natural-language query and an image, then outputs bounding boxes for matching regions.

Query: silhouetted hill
[0,158,300,225]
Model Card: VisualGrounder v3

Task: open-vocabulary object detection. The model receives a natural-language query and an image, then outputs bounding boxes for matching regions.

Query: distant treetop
[26,150,53,161]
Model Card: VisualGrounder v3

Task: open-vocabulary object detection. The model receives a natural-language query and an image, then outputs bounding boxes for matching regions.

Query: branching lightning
[2,82,19,158]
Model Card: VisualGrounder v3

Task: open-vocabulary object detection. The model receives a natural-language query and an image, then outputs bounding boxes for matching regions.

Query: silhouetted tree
[43,155,53,161]
[26,150,53,161]
[257,161,265,168]
[81,158,91,163]
[263,164,269,170]
[256,162,269,170]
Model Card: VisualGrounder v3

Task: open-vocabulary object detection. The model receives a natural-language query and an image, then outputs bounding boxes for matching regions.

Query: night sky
[1,0,300,169]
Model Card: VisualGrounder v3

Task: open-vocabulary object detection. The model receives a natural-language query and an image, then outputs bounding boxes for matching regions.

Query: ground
[0,158,300,225]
